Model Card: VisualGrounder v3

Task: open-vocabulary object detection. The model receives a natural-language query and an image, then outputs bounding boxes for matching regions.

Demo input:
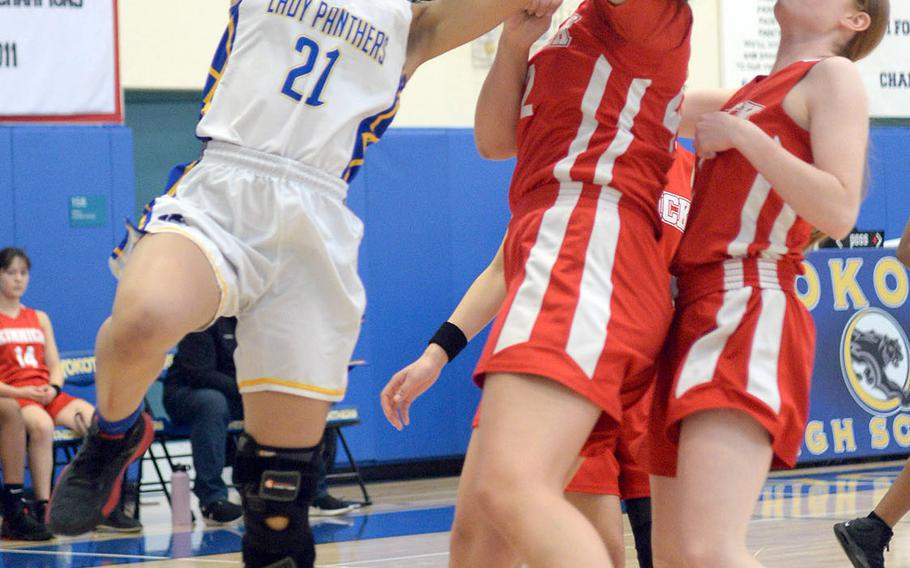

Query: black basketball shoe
[47,412,153,536]
[834,515,893,568]
[1,498,52,541]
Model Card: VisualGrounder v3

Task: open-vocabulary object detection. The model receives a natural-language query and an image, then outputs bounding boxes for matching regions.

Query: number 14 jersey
[0,307,48,385]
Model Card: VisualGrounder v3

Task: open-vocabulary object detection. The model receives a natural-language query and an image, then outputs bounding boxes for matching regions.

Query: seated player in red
[0,248,95,527]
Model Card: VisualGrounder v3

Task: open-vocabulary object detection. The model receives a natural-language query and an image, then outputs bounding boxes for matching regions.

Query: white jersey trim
[746,289,786,413]
[552,56,612,183]
[565,187,622,378]
[675,287,750,398]
[727,173,772,258]
[494,185,584,353]
[592,78,651,188]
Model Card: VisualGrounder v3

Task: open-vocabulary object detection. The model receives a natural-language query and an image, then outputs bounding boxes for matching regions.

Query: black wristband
[50,384,62,397]
[429,322,468,362]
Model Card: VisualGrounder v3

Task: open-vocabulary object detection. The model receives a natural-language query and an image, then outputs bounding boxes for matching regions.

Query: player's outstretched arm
[897,218,910,268]
[405,0,562,77]
[474,8,556,159]
[381,236,507,430]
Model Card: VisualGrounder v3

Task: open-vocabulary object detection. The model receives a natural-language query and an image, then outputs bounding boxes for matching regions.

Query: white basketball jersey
[196,0,412,183]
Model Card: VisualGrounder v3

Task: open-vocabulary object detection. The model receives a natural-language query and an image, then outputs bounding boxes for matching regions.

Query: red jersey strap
[595,0,692,50]
[726,59,822,111]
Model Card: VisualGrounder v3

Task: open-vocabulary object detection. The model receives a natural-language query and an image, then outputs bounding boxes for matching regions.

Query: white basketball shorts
[113,141,365,401]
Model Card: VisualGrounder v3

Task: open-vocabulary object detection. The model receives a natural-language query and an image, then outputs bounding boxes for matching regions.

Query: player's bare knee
[25,412,55,443]
[474,472,525,525]
[265,516,289,531]
[679,534,741,568]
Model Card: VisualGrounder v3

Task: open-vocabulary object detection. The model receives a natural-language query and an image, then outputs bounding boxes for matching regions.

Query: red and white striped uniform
[475,0,692,452]
[0,306,77,418]
[0,307,48,385]
[567,148,693,496]
[648,61,821,476]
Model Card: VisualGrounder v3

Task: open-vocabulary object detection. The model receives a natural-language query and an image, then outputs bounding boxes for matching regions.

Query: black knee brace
[625,497,653,568]
[233,433,322,568]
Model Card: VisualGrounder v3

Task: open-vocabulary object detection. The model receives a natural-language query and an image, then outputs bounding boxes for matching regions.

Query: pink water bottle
[170,465,193,528]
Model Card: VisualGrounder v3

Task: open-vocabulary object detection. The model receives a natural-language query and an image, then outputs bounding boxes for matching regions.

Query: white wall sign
[719,0,778,88]
[720,0,910,118]
[857,7,910,118]
[0,0,121,122]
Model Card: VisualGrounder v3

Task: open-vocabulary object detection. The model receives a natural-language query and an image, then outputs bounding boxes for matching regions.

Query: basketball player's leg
[563,452,625,567]
[230,393,331,568]
[471,372,612,567]
[0,399,26,487]
[95,232,221,421]
[450,431,519,568]
[20,405,55,502]
[565,491,625,568]
[650,475,684,568]
[871,461,910,526]
[674,409,772,568]
[52,398,95,436]
[231,262,361,568]
[49,232,220,535]
[0,399,51,540]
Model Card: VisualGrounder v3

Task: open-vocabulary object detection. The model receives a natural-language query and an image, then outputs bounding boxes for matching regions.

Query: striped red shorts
[647,282,816,476]
[474,184,673,453]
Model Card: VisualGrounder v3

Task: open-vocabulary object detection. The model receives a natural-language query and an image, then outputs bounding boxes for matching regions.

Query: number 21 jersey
[196,0,412,183]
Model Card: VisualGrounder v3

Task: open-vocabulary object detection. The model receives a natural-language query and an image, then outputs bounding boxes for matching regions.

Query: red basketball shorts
[474,184,673,454]
[565,385,652,498]
[10,377,79,419]
[647,285,815,476]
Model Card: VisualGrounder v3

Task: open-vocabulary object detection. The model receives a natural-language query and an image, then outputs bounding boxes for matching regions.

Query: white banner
[858,10,910,118]
[720,0,909,118]
[719,0,778,88]
[0,0,121,122]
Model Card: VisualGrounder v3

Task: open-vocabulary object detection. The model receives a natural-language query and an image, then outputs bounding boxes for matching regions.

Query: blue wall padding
[2,124,909,467]
[0,125,135,352]
[0,129,13,247]
[858,128,910,239]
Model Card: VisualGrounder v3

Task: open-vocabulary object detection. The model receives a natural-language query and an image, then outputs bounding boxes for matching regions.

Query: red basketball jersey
[511,0,692,223]
[0,307,49,384]
[672,60,820,294]
[658,146,694,262]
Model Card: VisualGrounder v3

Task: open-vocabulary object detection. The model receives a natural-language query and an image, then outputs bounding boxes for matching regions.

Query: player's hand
[381,345,448,431]
[38,385,57,405]
[16,385,46,402]
[504,1,561,50]
[524,0,563,18]
[694,111,748,160]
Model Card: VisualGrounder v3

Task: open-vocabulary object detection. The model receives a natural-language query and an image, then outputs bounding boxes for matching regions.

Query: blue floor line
[0,506,455,566]
[771,464,904,481]
[0,463,903,566]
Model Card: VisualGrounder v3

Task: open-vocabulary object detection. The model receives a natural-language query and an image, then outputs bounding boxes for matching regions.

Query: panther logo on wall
[840,308,910,416]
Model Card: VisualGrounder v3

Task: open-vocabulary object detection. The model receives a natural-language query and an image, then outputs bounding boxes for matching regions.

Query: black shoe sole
[95,525,143,534]
[834,523,873,568]
[1,527,54,541]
